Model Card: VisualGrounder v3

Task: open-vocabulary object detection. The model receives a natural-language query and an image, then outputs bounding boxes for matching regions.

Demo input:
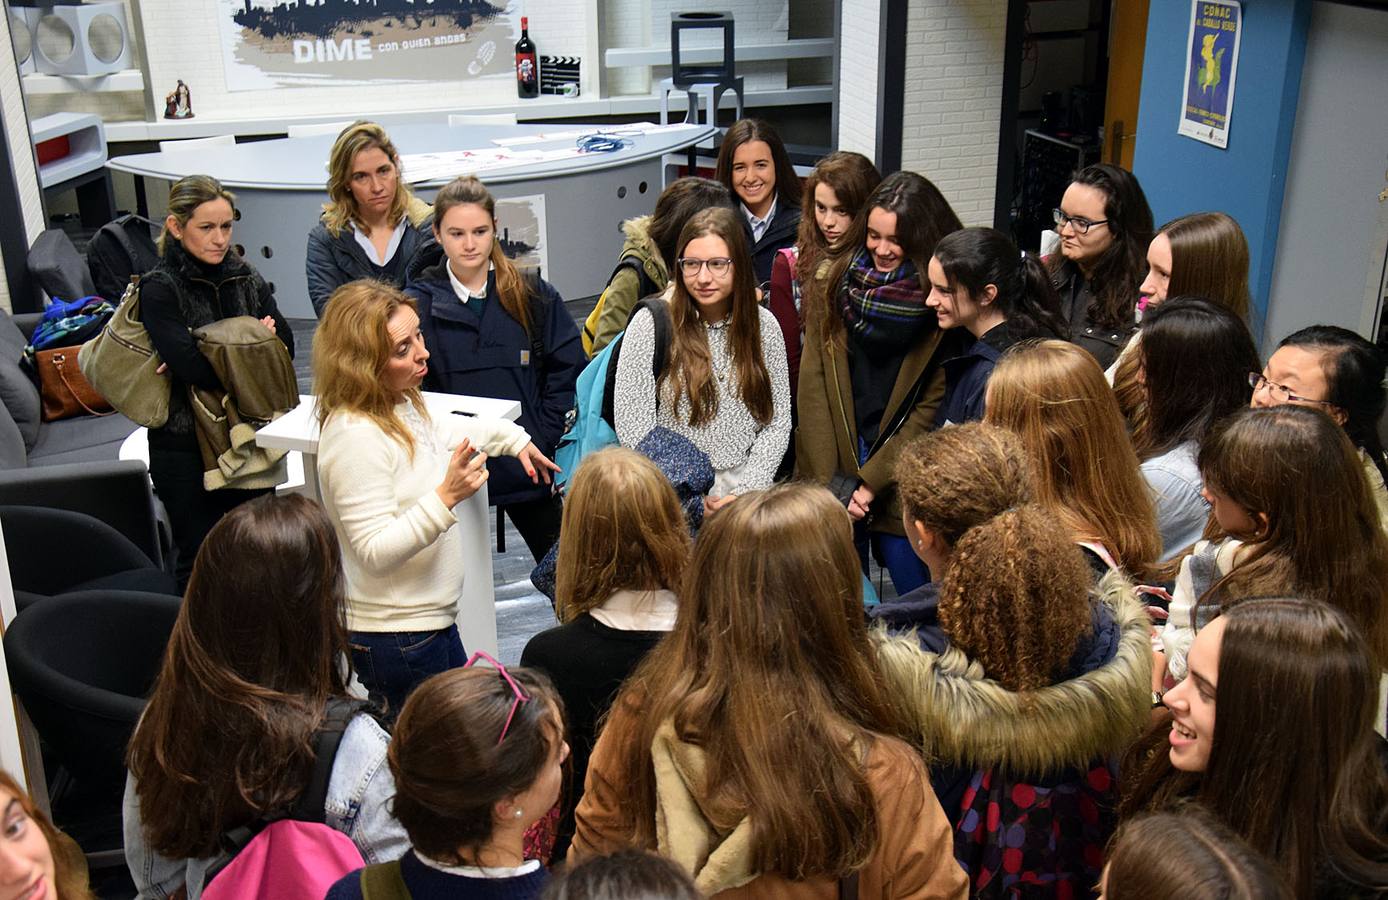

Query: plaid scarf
[838,248,930,351]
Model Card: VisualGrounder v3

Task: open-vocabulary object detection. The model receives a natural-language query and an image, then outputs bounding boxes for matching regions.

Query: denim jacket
[123,713,409,899]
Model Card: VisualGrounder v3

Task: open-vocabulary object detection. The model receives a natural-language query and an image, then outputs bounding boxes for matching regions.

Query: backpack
[201,698,369,900]
[581,254,661,357]
[86,214,161,303]
[555,295,671,490]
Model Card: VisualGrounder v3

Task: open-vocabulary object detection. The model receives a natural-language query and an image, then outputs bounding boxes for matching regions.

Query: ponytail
[937,504,1094,692]
[934,228,1066,340]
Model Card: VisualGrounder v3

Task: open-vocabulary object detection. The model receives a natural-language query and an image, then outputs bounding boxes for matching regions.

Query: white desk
[256,391,522,657]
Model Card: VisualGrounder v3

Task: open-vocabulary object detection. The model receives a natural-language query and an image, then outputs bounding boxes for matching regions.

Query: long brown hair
[895,424,1093,691]
[0,770,95,900]
[322,120,414,237]
[126,494,354,859]
[1195,405,1388,666]
[554,447,690,624]
[313,280,429,457]
[661,207,773,428]
[795,152,882,283]
[809,171,963,351]
[1105,806,1289,900]
[389,666,564,865]
[984,339,1161,578]
[1121,599,1388,897]
[432,175,534,336]
[603,484,908,880]
[713,118,802,210]
[1047,163,1152,330]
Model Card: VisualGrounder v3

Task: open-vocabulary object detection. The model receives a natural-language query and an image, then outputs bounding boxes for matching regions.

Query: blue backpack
[555,296,671,489]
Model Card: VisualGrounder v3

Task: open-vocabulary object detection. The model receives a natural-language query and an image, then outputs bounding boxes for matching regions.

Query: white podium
[256,392,521,657]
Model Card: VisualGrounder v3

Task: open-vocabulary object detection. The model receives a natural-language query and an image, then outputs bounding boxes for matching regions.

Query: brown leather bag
[36,345,114,421]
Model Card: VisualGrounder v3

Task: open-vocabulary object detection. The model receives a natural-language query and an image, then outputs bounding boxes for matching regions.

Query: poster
[495,194,548,281]
[1178,0,1241,149]
[216,0,517,91]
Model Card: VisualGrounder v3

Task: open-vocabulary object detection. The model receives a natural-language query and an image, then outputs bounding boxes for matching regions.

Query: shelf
[22,69,144,95]
[605,38,835,68]
[103,84,833,143]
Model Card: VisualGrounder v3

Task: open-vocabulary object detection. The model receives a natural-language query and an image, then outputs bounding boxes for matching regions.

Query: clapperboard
[540,56,581,95]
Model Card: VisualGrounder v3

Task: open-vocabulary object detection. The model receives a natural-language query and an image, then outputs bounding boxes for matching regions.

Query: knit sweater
[318,401,530,632]
[613,305,790,496]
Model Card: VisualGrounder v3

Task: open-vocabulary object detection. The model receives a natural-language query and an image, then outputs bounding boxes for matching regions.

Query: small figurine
[163,80,193,119]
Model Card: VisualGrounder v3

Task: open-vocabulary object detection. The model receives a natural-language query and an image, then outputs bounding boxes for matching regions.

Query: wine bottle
[515,17,538,99]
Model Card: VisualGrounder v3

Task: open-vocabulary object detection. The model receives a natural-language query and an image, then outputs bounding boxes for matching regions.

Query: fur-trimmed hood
[619,214,668,284]
[874,571,1152,776]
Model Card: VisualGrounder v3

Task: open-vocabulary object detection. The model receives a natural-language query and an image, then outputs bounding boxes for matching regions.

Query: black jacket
[740,198,801,287]
[407,264,582,506]
[141,243,292,449]
[1051,259,1135,371]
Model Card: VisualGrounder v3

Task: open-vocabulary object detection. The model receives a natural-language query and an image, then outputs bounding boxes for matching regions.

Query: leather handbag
[35,345,113,421]
[77,276,171,428]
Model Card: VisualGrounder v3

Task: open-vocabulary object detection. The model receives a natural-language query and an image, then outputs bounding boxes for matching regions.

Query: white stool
[658,76,744,127]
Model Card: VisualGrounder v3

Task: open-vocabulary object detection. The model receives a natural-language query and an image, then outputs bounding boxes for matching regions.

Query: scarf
[838,248,931,351]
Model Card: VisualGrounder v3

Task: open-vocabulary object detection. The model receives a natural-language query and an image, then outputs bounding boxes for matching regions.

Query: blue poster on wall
[1178,0,1242,149]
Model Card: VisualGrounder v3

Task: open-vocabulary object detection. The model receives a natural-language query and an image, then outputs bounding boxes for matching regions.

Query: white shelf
[605,38,835,68]
[103,84,833,143]
[22,69,144,95]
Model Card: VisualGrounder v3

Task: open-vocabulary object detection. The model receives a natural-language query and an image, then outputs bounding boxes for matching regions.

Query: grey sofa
[0,308,168,568]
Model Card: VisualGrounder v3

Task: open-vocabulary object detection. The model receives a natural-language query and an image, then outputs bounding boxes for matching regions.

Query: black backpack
[87,214,161,303]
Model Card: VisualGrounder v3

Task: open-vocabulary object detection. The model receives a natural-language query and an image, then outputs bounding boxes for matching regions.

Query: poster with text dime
[217,0,516,91]
[1178,0,1241,148]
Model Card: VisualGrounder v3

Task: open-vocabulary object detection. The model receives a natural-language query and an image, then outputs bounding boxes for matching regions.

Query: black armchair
[0,506,176,606]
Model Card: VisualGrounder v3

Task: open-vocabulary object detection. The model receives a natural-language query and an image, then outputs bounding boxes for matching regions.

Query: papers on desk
[491,122,704,147]
[400,146,585,183]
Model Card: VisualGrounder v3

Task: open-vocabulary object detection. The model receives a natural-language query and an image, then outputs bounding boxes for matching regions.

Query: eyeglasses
[1052,209,1110,235]
[1247,372,1335,406]
[463,651,530,745]
[677,256,733,277]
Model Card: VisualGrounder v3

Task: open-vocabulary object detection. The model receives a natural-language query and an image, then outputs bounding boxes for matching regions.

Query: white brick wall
[836,0,879,160]
[0,5,47,312]
[900,0,1004,225]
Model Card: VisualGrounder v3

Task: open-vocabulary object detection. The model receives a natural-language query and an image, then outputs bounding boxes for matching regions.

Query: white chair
[286,121,353,139]
[448,113,518,127]
[157,135,235,153]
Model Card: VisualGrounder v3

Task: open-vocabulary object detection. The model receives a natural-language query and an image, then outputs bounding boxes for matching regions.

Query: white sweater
[318,400,530,632]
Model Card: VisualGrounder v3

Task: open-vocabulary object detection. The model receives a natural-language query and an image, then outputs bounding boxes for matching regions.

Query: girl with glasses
[797,171,963,595]
[1046,164,1153,370]
[327,664,569,900]
[612,207,790,515]
[1123,599,1388,898]
[1252,325,1388,527]
[1156,406,1388,686]
[572,484,969,897]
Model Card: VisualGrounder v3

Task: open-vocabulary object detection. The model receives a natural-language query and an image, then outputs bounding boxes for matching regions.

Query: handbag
[77,276,171,428]
[35,345,113,421]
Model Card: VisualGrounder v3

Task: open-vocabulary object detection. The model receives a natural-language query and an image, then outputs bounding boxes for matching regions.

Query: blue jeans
[855,436,930,595]
[348,625,467,720]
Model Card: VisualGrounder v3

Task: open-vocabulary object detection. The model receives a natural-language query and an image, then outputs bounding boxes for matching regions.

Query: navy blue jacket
[932,322,1026,428]
[407,264,582,507]
[740,199,801,288]
[305,212,435,317]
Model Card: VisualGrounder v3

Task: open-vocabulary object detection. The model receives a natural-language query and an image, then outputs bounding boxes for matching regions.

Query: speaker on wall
[31,1,130,77]
[9,7,38,75]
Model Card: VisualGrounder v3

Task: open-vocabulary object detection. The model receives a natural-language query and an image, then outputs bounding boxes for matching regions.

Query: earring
[513,807,524,819]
